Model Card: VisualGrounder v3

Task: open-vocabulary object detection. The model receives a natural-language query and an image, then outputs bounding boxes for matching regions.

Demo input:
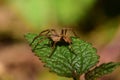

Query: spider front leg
[32,37,48,51]
[30,29,50,46]
[30,29,59,46]
[48,41,57,58]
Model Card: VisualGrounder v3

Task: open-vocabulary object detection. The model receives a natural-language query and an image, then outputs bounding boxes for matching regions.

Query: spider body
[51,36,71,47]
[30,28,77,57]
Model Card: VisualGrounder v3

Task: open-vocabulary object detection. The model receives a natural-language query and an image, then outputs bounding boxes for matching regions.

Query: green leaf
[25,33,99,78]
[11,0,96,27]
[85,62,120,80]
[24,33,52,60]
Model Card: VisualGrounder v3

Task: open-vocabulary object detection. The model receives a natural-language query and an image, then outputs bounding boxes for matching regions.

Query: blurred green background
[0,0,120,80]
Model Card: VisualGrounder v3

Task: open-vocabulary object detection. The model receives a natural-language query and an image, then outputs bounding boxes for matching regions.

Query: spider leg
[40,29,51,34]
[50,29,59,36]
[62,28,67,36]
[61,28,72,44]
[61,28,77,55]
[65,28,78,37]
[61,29,64,36]
[64,28,67,35]
[32,36,48,51]
[61,28,67,42]
[48,41,57,58]
[71,30,78,37]
[30,29,50,46]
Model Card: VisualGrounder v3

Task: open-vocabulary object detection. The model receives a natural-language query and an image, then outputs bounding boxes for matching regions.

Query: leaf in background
[25,33,99,78]
[11,0,52,27]
[10,0,96,27]
[54,0,96,24]
[85,62,120,80]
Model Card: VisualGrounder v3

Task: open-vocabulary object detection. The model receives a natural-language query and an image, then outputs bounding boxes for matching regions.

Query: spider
[30,28,78,57]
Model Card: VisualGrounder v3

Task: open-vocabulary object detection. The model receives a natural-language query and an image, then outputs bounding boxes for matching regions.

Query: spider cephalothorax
[30,28,77,57]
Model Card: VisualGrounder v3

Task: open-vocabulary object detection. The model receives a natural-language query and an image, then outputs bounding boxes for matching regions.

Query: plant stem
[72,70,80,80]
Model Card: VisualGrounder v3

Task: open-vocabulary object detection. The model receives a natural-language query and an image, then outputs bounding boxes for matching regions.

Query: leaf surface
[25,33,99,78]
[85,62,120,80]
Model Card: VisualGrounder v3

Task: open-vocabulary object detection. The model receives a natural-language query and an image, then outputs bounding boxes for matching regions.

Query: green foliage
[85,62,120,80]
[11,0,96,26]
[25,33,120,80]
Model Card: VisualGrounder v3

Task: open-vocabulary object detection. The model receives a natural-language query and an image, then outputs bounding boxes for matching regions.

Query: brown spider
[30,28,78,57]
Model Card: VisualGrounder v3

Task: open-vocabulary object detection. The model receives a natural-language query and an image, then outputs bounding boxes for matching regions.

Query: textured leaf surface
[25,33,99,78]
[24,33,52,61]
[85,62,120,80]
